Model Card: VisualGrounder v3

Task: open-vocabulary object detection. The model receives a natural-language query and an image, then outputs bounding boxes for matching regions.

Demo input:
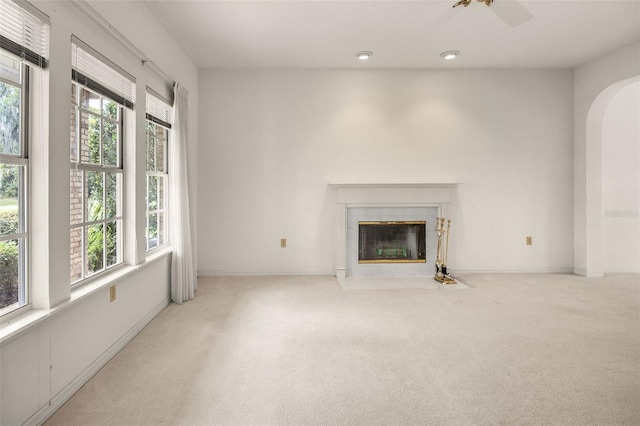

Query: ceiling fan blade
[491,0,533,28]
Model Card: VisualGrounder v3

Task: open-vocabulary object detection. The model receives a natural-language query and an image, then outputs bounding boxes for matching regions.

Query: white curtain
[169,83,197,303]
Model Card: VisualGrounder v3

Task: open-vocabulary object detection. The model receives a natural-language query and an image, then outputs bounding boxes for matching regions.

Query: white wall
[573,42,640,276]
[0,1,198,425]
[602,82,640,272]
[198,69,574,275]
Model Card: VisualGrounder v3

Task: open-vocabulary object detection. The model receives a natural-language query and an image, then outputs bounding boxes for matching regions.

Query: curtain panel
[169,83,196,303]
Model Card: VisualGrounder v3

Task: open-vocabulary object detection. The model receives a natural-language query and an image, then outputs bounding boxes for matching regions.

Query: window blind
[71,36,136,109]
[146,88,173,129]
[0,0,49,68]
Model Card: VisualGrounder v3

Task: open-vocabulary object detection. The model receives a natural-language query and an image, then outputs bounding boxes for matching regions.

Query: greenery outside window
[0,54,28,314]
[70,83,123,284]
[145,89,171,251]
[146,120,168,251]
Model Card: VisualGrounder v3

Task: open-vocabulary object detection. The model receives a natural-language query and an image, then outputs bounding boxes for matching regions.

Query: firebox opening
[358,221,427,264]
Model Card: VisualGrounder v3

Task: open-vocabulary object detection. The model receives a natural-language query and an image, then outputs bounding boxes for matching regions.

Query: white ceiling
[144,0,640,69]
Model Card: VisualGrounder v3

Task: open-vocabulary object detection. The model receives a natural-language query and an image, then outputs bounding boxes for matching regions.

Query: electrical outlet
[526,236,533,246]
[109,285,116,302]
[281,238,287,248]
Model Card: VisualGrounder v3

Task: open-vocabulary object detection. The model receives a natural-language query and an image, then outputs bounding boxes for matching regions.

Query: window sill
[54,264,139,318]
[0,247,174,346]
[145,244,173,264]
[0,309,50,347]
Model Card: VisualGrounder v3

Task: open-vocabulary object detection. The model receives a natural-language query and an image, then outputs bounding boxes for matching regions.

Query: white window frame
[0,57,29,316]
[145,89,172,252]
[69,37,134,286]
[70,83,124,285]
[145,121,169,251]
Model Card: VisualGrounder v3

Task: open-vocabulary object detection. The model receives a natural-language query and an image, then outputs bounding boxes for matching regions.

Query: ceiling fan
[453,0,493,7]
[445,0,534,28]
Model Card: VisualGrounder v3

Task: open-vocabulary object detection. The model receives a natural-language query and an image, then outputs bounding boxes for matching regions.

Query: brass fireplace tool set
[434,217,456,284]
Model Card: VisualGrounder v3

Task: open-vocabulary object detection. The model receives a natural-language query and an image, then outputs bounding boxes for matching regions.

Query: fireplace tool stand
[434,217,456,284]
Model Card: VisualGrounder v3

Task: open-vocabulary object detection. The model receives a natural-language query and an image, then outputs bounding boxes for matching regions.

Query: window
[0,54,28,314]
[70,37,134,284]
[0,0,48,315]
[70,84,123,283]
[145,90,171,251]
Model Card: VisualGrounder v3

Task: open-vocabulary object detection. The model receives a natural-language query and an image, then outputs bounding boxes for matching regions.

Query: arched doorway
[602,81,640,272]
[583,76,640,276]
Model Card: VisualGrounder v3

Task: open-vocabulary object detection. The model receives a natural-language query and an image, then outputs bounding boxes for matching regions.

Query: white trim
[197,270,335,277]
[2,250,172,345]
[0,309,48,347]
[330,182,460,189]
[455,267,575,275]
[23,296,170,426]
[574,267,604,277]
[603,269,640,274]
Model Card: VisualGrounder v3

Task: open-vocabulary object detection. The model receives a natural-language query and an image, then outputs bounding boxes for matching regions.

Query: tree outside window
[0,56,28,313]
[70,84,123,283]
[146,120,168,251]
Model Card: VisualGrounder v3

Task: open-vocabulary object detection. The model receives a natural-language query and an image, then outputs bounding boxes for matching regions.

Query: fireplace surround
[331,183,458,285]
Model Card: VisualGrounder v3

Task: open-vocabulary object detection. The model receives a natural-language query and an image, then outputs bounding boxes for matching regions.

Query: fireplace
[346,206,436,278]
[331,182,459,285]
[358,221,426,264]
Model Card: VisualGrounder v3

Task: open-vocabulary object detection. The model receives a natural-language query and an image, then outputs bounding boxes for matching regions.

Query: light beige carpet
[46,274,640,425]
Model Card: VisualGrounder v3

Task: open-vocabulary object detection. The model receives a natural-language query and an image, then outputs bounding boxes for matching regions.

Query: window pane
[0,54,21,85]
[158,212,166,246]
[105,172,120,219]
[70,169,83,225]
[86,223,103,276]
[146,120,156,138]
[71,83,78,106]
[70,103,78,162]
[158,175,165,210]
[0,164,20,236]
[146,124,156,171]
[147,213,158,250]
[0,80,21,156]
[0,239,20,310]
[102,120,118,167]
[80,111,101,165]
[147,176,158,211]
[102,99,118,120]
[86,171,104,222]
[156,127,166,173]
[106,220,119,267]
[81,88,100,114]
[70,227,83,283]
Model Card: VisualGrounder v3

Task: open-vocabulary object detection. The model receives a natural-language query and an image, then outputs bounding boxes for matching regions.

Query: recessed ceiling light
[356,51,373,60]
[440,50,460,60]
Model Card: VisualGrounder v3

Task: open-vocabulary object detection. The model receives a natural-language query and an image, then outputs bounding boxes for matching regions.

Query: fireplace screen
[358,221,427,263]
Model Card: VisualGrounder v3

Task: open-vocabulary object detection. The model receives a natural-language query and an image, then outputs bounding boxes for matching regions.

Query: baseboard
[573,267,605,277]
[199,268,578,277]
[453,267,574,275]
[603,268,640,274]
[197,269,335,277]
[24,297,170,426]
[573,267,588,277]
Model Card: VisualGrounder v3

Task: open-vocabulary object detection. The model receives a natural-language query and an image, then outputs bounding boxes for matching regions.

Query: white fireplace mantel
[330,182,460,284]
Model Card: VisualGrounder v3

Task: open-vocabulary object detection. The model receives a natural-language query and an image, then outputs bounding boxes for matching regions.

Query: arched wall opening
[602,81,640,272]
[584,75,640,276]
